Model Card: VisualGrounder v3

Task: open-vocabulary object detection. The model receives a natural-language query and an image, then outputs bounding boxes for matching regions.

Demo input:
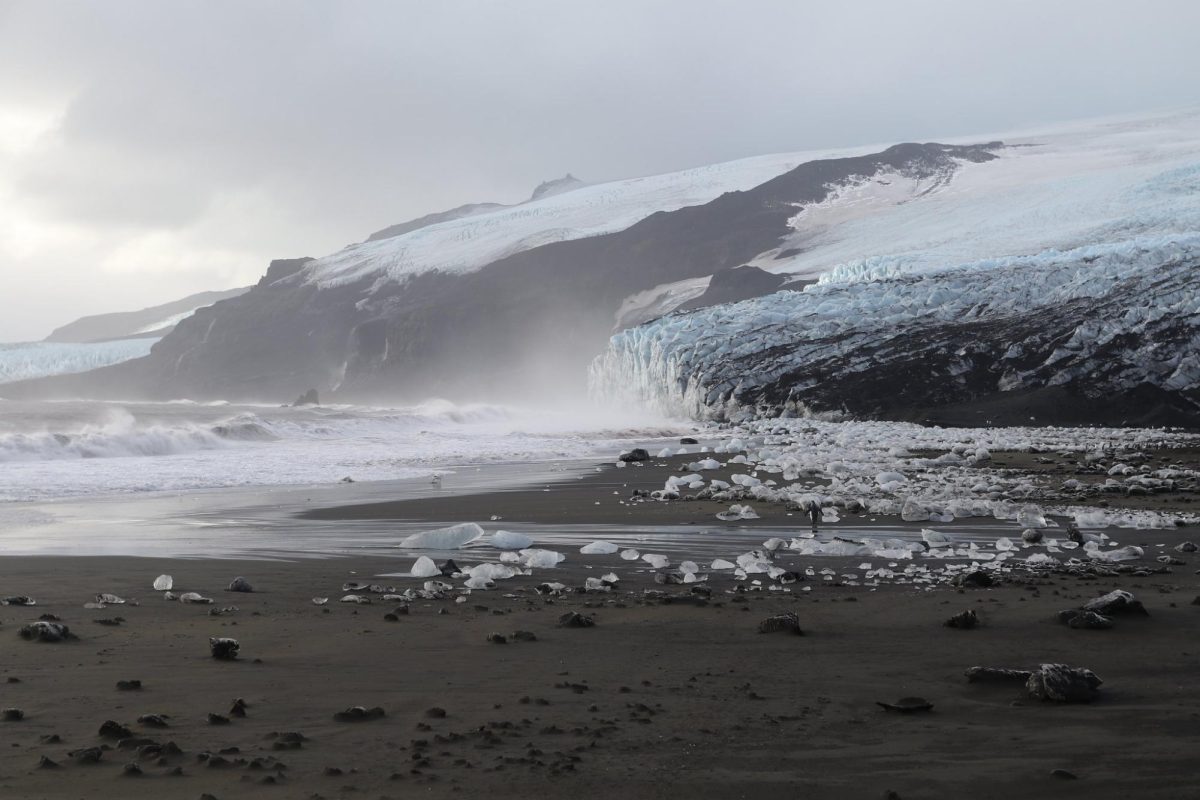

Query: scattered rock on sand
[1021,528,1044,544]
[3,708,24,721]
[487,633,508,644]
[964,666,1033,684]
[18,621,73,642]
[1051,769,1079,780]
[69,746,104,764]
[558,612,596,628]
[1026,663,1103,703]
[1,596,35,606]
[1082,589,1147,616]
[512,630,538,642]
[954,570,994,588]
[36,755,59,769]
[207,713,230,725]
[116,680,142,691]
[137,714,169,728]
[758,612,803,635]
[209,637,240,660]
[228,577,254,592]
[876,697,933,713]
[966,663,1101,702]
[99,720,133,739]
[1056,609,1114,629]
[619,448,651,463]
[1175,541,1197,553]
[230,698,248,717]
[333,706,385,722]
[944,609,978,629]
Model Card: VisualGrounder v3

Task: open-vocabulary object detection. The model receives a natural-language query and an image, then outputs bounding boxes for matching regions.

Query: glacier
[591,109,1200,424]
[0,339,157,385]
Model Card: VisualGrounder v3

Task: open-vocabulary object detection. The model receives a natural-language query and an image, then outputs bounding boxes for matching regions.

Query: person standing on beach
[807,500,821,533]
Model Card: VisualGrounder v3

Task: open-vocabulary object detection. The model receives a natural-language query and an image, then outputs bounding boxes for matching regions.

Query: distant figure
[806,500,821,533]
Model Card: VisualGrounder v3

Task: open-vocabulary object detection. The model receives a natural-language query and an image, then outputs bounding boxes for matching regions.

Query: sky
[1,0,1198,341]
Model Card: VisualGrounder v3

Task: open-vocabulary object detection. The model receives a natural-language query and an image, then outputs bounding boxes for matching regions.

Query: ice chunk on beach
[691,458,721,470]
[464,576,495,590]
[1093,545,1144,562]
[1016,505,1048,529]
[491,530,533,550]
[716,504,760,521]
[901,500,929,522]
[400,522,484,549]
[153,575,173,591]
[410,556,441,578]
[679,560,699,574]
[520,548,566,568]
[580,540,619,555]
[921,529,955,548]
[710,558,736,570]
[468,563,518,581]
[642,553,670,569]
[995,537,1015,551]
[620,548,640,560]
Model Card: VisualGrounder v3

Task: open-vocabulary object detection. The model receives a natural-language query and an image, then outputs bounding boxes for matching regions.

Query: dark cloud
[1,0,1198,339]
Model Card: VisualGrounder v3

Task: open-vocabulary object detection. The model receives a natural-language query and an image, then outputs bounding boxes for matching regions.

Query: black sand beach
[1,447,1199,799]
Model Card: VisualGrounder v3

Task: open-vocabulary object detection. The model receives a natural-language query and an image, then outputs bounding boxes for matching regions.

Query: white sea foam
[0,398,678,502]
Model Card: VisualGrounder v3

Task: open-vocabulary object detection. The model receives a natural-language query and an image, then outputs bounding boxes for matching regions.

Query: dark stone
[18,621,72,642]
[99,720,133,739]
[619,448,650,463]
[116,679,142,691]
[1025,663,1102,703]
[1081,589,1148,616]
[228,577,254,593]
[944,609,978,629]
[2,708,24,721]
[758,612,803,635]
[680,437,699,445]
[1056,609,1113,629]
[292,389,320,406]
[333,706,385,722]
[876,697,934,713]
[557,612,596,628]
[209,637,240,660]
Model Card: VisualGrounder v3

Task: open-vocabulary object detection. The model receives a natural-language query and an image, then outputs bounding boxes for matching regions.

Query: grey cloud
[1,0,1198,339]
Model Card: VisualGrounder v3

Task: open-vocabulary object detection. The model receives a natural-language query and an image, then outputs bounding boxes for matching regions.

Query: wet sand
[1,452,1199,799]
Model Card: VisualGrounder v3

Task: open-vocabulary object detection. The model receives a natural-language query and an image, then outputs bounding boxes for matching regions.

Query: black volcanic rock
[677,265,790,313]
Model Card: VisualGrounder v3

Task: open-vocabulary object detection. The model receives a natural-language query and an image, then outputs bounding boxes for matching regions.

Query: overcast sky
[1,0,1198,340]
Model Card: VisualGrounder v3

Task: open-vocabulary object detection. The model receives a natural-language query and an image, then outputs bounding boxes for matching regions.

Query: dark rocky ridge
[676,265,791,313]
[4,142,999,404]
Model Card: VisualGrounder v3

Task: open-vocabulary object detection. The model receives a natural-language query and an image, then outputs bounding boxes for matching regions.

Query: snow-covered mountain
[10,108,1200,425]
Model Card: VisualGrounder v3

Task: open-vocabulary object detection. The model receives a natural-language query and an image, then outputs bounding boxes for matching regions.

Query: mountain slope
[43,287,251,343]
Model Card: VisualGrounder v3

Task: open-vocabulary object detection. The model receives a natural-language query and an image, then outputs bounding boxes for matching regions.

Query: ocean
[0,397,678,504]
